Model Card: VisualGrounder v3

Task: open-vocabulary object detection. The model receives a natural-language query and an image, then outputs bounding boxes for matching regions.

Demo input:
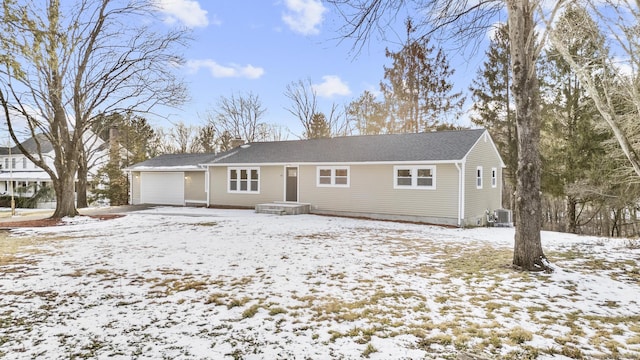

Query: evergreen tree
[217,131,233,152]
[194,124,217,153]
[90,112,157,205]
[306,113,331,139]
[380,18,464,133]
[469,23,517,210]
[540,5,609,234]
[347,90,388,135]
[89,161,129,206]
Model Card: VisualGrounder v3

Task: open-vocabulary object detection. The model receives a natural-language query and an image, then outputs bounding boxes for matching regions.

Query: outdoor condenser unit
[493,209,512,227]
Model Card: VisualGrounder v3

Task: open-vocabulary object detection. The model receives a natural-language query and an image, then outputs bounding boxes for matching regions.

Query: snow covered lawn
[1,207,639,359]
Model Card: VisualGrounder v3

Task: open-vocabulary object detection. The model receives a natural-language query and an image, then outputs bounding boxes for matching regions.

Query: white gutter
[205,159,460,167]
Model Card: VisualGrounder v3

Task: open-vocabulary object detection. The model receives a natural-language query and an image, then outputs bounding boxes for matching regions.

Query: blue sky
[154,0,484,138]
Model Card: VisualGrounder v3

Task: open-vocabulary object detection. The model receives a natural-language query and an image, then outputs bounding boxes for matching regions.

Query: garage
[140,172,184,205]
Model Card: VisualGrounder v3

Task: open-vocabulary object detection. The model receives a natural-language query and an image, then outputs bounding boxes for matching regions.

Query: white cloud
[186,60,265,79]
[154,0,209,28]
[312,75,351,98]
[486,21,506,41]
[612,57,634,78]
[282,0,326,35]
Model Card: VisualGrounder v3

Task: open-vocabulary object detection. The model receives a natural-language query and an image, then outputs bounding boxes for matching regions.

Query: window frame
[316,166,350,187]
[491,167,497,188]
[227,167,260,194]
[476,166,483,189]
[393,165,436,190]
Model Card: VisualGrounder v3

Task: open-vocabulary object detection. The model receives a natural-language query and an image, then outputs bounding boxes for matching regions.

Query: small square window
[396,169,412,186]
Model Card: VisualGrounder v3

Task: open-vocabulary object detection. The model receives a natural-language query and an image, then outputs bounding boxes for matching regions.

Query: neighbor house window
[476,166,483,189]
[3,158,6,169]
[394,166,436,189]
[22,157,27,169]
[316,166,350,187]
[491,167,497,188]
[228,167,259,193]
[11,158,16,169]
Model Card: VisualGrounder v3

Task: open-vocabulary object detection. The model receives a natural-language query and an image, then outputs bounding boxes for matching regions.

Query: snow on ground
[1,207,639,359]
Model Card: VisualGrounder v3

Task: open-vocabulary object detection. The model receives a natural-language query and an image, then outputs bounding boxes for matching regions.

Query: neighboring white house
[0,133,110,208]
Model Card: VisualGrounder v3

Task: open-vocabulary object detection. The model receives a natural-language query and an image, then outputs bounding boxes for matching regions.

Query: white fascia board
[206,160,462,167]
[125,166,206,172]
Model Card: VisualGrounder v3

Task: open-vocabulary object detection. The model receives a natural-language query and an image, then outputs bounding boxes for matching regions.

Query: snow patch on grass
[1,207,639,359]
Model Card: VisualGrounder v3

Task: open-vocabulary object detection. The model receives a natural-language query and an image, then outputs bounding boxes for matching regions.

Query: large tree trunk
[52,171,79,218]
[567,196,577,234]
[76,160,88,208]
[507,0,551,272]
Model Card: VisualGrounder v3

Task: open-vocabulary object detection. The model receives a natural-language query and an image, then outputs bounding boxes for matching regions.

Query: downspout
[455,161,465,227]
[127,170,132,205]
[205,166,210,207]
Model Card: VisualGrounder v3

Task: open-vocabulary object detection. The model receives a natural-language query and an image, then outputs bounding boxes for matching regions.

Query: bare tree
[205,92,268,144]
[0,0,188,218]
[284,79,319,138]
[260,123,290,142]
[170,122,201,154]
[285,79,351,138]
[548,0,640,179]
[77,131,110,208]
[327,0,564,271]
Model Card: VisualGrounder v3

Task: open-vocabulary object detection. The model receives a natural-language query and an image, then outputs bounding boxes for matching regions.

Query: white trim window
[394,166,436,189]
[491,167,497,188]
[228,167,260,193]
[316,166,350,187]
[476,166,483,189]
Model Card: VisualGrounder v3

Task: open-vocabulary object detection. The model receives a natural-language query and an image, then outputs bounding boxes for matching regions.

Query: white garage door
[140,172,184,205]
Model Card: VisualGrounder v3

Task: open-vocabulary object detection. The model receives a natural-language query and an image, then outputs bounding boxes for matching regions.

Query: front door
[285,167,298,202]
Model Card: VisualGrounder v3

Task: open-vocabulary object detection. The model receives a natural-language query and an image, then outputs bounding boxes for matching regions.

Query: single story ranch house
[127,129,506,227]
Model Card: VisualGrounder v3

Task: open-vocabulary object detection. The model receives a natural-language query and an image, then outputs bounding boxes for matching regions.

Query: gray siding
[184,171,206,203]
[209,165,284,206]
[131,171,141,205]
[299,164,460,223]
[463,132,503,226]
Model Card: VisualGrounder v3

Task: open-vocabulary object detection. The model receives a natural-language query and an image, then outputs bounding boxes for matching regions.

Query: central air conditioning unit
[493,209,512,227]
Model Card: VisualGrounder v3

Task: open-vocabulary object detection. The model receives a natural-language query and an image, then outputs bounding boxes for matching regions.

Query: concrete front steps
[255,202,311,215]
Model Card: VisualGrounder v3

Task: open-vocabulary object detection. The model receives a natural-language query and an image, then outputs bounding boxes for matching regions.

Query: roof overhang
[205,160,464,167]
[125,166,207,172]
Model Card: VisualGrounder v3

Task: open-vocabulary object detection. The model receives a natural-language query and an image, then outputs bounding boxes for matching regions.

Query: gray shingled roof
[0,134,55,155]
[128,152,218,169]
[14,134,55,154]
[209,129,487,164]
[125,129,488,169]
